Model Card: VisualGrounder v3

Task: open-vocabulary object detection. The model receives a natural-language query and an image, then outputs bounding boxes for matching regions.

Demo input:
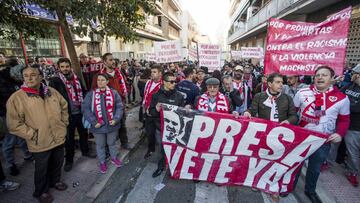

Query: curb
[83,106,146,202]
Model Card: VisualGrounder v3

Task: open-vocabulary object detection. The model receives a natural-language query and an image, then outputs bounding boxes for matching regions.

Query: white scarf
[263,89,280,122]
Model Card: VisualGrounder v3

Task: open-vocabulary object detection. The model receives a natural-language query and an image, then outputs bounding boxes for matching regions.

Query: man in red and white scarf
[49,58,95,172]
[232,65,251,114]
[195,78,238,116]
[92,53,131,150]
[143,64,163,159]
[293,66,350,203]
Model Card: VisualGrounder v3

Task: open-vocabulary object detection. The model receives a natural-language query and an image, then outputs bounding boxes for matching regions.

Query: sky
[179,0,230,45]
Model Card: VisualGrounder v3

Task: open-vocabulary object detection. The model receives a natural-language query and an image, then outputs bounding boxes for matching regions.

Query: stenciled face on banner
[162,105,195,146]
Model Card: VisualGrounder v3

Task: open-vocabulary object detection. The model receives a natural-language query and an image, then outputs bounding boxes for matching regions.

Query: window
[87,42,101,57]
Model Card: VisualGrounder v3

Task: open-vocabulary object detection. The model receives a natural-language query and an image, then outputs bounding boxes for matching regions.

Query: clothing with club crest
[293,85,350,136]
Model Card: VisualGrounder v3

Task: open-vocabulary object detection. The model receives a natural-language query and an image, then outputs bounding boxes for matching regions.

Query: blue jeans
[345,130,360,175]
[305,143,331,193]
[94,131,119,163]
[2,133,32,168]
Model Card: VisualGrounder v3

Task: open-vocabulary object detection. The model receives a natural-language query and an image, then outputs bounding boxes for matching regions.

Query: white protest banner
[198,43,221,72]
[241,47,264,59]
[154,40,182,63]
[231,50,242,60]
[146,52,156,62]
[188,47,198,61]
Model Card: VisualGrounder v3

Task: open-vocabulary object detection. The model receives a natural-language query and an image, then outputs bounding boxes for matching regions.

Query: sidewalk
[316,162,360,203]
[0,106,144,203]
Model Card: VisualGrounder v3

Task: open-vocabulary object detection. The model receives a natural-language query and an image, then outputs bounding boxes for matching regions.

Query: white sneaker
[0,180,20,191]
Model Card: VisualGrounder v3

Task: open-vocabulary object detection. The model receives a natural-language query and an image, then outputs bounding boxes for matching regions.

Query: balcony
[168,10,182,30]
[228,0,300,44]
[230,0,250,24]
[168,0,181,11]
[228,0,343,44]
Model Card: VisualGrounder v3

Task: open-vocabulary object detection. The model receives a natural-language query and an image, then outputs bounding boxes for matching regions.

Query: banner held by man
[160,104,329,194]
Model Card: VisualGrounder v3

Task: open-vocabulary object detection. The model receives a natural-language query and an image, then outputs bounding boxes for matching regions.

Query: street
[93,131,305,203]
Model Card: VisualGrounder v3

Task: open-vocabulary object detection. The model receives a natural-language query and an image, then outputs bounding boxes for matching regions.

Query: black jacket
[341,83,360,131]
[0,67,22,117]
[149,86,185,119]
[221,88,243,109]
[48,76,86,115]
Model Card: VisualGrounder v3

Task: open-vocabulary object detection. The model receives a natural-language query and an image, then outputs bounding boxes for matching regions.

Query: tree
[0,0,155,87]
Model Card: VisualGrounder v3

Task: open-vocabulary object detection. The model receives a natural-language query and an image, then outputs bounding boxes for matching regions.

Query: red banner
[82,62,104,73]
[160,105,328,194]
[264,7,351,76]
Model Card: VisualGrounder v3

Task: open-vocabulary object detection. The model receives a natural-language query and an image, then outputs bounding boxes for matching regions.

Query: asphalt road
[94,135,311,203]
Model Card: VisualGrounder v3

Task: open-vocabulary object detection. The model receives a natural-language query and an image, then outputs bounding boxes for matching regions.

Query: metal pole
[19,32,28,66]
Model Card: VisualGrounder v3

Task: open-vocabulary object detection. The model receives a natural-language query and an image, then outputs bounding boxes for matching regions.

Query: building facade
[228,0,360,67]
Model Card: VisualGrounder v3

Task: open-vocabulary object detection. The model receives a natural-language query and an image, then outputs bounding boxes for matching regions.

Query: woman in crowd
[82,73,123,173]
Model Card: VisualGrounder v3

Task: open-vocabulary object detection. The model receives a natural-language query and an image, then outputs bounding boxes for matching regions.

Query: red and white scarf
[21,83,50,97]
[196,92,230,113]
[263,89,280,122]
[99,67,128,95]
[300,85,333,125]
[59,72,83,106]
[143,79,162,110]
[94,86,115,125]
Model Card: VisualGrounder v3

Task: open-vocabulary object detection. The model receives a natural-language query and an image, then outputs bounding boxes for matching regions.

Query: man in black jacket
[342,64,360,187]
[149,72,185,178]
[49,58,95,172]
[1,60,32,176]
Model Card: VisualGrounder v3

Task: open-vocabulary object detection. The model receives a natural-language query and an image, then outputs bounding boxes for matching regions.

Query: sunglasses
[165,80,177,84]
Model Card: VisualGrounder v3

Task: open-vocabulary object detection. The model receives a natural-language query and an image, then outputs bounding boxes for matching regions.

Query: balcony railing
[228,0,300,44]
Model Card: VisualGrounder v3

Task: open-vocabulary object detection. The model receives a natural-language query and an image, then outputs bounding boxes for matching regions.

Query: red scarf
[143,79,162,110]
[300,85,334,125]
[99,67,128,95]
[59,72,83,106]
[196,92,230,113]
[94,86,115,125]
[21,83,50,97]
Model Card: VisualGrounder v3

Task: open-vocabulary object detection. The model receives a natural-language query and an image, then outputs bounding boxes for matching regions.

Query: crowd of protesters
[0,50,360,203]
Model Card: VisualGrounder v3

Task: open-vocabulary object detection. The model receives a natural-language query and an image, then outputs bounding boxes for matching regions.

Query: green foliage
[0,0,156,42]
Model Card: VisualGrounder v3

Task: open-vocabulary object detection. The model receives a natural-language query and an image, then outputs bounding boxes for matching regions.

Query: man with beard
[232,65,251,114]
[282,75,309,99]
[176,67,200,107]
[49,58,96,172]
[293,66,350,203]
[148,72,185,177]
[244,72,297,201]
[92,53,132,150]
